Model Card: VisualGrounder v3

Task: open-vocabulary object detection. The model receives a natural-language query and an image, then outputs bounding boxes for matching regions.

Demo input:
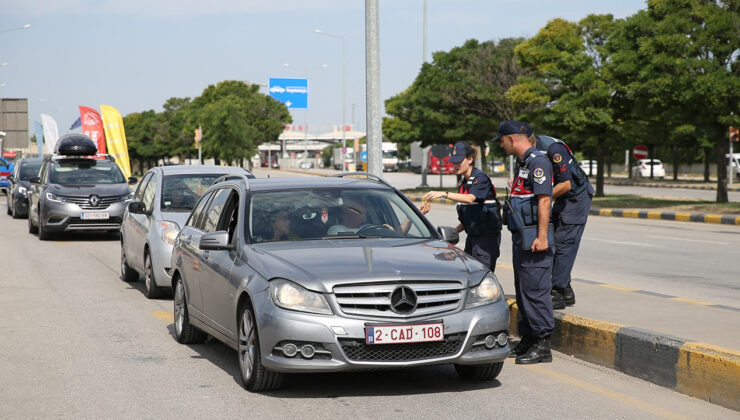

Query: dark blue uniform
[456,167,501,272]
[535,136,594,290]
[508,147,554,338]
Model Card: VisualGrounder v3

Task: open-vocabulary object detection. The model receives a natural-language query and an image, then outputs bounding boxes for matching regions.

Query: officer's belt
[457,200,498,206]
[510,194,534,198]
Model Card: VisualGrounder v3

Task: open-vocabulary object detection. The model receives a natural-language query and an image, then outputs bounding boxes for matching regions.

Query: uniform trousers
[464,233,501,273]
[512,232,554,338]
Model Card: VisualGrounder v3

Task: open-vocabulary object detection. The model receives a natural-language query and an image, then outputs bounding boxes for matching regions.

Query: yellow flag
[100,105,131,179]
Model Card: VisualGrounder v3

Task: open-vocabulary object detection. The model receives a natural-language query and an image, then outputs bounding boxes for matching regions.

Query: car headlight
[18,186,27,195]
[159,220,180,245]
[269,279,332,315]
[465,274,502,308]
[45,192,66,203]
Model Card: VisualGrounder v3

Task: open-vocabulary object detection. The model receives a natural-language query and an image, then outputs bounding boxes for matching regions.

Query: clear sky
[1,0,648,137]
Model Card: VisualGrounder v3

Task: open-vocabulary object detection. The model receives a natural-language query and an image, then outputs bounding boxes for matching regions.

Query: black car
[6,157,43,219]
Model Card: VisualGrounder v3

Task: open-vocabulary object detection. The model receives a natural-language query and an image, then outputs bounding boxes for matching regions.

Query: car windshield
[249,187,434,243]
[50,160,126,185]
[20,161,42,180]
[161,174,223,211]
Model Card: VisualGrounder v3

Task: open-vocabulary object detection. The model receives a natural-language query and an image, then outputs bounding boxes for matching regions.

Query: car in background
[120,165,255,298]
[298,161,315,169]
[121,165,254,299]
[261,157,280,169]
[0,156,15,194]
[6,157,43,219]
[487,160,506,175]
[580,160,598,176]
[170,174,510,391]
[27,134,137,240]
[632,159,665,178]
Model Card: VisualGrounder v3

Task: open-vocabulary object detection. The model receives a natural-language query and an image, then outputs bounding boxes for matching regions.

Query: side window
[142,175,157,210]
[203,188,232,233]
[187,191,213,229]
[40,162,49,185]
[12,163,20,179]
[134,173,152,201]
[217,192,240,244]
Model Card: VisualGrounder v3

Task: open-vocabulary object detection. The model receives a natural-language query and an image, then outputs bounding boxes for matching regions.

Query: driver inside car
[327,196,368,235]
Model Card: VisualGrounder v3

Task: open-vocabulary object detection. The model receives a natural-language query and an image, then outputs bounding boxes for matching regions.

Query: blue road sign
[268,78,309,109]
[360,150,367,162]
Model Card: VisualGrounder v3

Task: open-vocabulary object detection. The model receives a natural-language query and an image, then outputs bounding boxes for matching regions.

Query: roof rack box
[55,134,98,156]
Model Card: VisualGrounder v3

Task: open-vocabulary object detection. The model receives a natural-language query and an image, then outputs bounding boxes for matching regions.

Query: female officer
[421,141,502,272]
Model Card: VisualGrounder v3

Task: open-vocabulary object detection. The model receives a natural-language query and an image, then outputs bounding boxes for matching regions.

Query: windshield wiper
[322,234,391,239]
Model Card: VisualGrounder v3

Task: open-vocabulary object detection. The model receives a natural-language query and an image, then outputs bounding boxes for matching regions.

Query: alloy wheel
[239,309,256,381]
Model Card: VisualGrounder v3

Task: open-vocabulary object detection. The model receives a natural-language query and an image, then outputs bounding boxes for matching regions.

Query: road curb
[603,180,740,192]
[506,299,740,411]
[590,207,740,225]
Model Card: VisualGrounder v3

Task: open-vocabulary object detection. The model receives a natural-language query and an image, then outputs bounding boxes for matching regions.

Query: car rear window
[50,160,126,185]
[20,162,42,180]
[161,174,223,211]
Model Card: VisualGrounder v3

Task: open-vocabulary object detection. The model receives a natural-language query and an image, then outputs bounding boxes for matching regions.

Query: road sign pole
[730,139,734,189]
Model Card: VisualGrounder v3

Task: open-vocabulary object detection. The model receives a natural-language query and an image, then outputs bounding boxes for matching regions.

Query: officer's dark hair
[462,142,477,163]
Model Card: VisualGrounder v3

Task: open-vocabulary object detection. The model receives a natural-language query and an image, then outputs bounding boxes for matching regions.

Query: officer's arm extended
[531,194,551,252]
[553,180,571,199]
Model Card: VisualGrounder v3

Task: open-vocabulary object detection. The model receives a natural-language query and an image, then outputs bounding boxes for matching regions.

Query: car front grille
[339,333,466,362]
[67,216,122,224]
[63,195,122,209]
[333,281,464,318]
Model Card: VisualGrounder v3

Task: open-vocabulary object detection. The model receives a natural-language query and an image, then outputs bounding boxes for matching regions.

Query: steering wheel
[355,224,404,237]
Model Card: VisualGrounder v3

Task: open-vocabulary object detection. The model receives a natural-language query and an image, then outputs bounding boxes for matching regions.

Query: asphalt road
[0,195,736,419]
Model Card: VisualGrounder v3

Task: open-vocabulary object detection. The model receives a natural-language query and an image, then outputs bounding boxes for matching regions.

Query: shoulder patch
[553,153,563,164]
[533,168,544,178]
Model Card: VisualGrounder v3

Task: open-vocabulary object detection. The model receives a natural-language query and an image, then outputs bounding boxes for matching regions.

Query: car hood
[48,183,131,197]
[245,238,489,293]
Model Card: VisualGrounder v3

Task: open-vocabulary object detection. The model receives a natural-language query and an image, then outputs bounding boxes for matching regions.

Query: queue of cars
[4,133,511,392]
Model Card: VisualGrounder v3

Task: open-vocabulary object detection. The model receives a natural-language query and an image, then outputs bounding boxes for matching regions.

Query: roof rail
[332,171,394,189]
[213,173,253,190]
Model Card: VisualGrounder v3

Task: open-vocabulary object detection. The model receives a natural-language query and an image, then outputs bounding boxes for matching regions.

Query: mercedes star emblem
[390,286,418,314]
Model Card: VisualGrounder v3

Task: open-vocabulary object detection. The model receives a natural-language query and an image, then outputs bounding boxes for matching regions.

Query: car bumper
[149,240,174,287]
[12,192,29,216]
[42,201,127,232]
[253,291,510,373]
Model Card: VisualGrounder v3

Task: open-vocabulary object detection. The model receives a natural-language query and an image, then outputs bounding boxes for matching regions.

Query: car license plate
[365,322,444,345]
[81,211,109,220]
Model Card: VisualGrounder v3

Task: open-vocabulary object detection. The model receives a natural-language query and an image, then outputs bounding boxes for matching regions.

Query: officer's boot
[508,335,536,358]
[515,336,552,364]
[551,288,566,310]
[562,284,576,306]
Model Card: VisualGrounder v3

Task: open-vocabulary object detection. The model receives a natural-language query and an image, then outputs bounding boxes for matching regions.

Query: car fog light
[496,333,508,347]
[484,335,496,349]
[300,344,316,359]
[282,343,298,357]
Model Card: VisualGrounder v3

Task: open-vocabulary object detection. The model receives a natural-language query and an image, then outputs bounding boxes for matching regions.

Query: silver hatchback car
[170,174,510,391]
[120,165,254,298]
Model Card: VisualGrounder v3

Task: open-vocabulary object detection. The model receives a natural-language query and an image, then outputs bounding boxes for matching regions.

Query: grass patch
[592,195,740,214]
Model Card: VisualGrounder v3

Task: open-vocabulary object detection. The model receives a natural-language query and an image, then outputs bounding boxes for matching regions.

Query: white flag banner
[40,113,60,154]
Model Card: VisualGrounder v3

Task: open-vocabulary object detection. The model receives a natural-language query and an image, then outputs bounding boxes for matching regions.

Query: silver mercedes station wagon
[170,173,510,391]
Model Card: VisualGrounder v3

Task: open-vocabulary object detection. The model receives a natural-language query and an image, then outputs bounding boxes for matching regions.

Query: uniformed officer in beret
[534,134,594,309]
[421,141,502,273]
[495,121,554,364]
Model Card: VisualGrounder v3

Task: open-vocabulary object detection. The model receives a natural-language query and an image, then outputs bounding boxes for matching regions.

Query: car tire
[28,212,38,234]
[6,204,11,215]
[173,277,207,344]
[238,302,284,392]
[143,252,165,299]
[120,246,140,283]
[454,362,504,381]
[38,218,52,240]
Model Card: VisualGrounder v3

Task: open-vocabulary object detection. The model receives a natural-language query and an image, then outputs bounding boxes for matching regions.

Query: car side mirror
[128,201,147,214]
[29,176,40,185]
[437,226,459,245]
[128,176,138,185]
[200,231,233,251]
[7,175,14,183]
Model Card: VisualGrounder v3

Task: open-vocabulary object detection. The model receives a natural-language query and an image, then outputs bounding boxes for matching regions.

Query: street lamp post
[314,29,349,170]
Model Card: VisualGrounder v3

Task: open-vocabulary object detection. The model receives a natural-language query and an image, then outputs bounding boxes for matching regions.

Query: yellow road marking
[526,364,693,420]
[151,311,174,323]
[703,214,722,224]
[498,263,513,271]
[647,211,662,220]
[675,213,691,222]
[622,209,640,218]
[599,283,637,292]
[669,297,713,306]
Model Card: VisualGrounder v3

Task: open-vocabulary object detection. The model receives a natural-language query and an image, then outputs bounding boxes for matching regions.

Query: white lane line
[645,235,728,245]
[582,237,664,248]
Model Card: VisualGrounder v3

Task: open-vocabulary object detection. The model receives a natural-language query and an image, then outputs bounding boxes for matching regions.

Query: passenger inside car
[327,195,368,235]
[270,210,299,241]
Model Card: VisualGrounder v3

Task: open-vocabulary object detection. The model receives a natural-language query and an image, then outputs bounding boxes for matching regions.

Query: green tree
[188,81,291,165]
[509,15,619,197]
[124,110,164,173]
[607,0,740,202]
[383,38,530,160]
